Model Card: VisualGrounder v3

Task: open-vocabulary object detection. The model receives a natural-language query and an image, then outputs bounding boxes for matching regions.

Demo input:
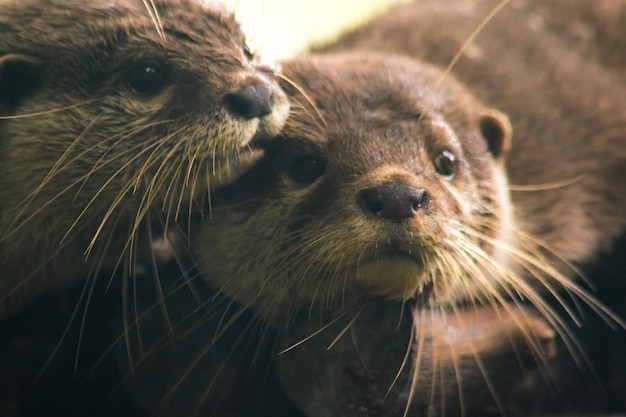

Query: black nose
[358,183,429,221]
[223,83,273,120]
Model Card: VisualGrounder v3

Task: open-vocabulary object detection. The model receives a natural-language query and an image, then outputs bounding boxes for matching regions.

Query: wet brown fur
[0,0,289,319]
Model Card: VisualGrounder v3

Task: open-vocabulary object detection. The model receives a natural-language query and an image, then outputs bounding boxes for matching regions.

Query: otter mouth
[373,250,423,266]
[233,139,265,171]
[236,139,265,159]
[210,140,265,186]
[371,252,434,305]
[368,238,425,267]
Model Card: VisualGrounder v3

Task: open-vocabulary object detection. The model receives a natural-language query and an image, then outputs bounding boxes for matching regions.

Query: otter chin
[356,252,426,300]
[194,51,513,324]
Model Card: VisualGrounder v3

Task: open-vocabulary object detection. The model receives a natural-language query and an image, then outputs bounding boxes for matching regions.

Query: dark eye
[127,62,169,96]
[288,155,327,185]
[433,148,457,179]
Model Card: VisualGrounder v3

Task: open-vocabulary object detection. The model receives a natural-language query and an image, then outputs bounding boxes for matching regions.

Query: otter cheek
[355,254,425,300]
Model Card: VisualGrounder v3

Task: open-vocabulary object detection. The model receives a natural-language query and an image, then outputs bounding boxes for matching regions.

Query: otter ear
[0,54,43,109]
[479,109,512,161]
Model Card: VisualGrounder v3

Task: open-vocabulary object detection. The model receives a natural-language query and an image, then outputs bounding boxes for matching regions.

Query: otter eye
[433,148,457,179]
[288,155,327,185]
[127,62,168,96]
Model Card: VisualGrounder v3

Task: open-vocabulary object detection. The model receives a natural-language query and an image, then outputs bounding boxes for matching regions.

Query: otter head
[0,0,289,317]
[195,52,513,322]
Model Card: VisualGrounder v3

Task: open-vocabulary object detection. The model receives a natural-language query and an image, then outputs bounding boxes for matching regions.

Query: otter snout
[358,182,430,221]
[224,82,273,120]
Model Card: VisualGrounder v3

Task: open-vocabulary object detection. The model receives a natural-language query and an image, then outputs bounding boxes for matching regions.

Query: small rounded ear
[479,108,512,161]
[0,54,43,109]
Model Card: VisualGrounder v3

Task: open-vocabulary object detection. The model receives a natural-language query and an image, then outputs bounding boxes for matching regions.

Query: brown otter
[191,0,626,407]
[0,0,289,319]
[269,1,626,415]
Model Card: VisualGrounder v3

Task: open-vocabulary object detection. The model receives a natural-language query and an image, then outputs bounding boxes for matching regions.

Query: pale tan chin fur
[355,254,426,300]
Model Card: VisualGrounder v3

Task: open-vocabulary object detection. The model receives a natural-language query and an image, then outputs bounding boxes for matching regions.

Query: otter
[187,51,560,416]
[191,0,626,407]
[0,0,289,319]
[270,1,626,415]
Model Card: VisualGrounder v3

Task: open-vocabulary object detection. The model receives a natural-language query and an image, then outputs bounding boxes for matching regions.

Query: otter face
[0,0,289,198]
[196,53,513,321]
[0,0,289,317]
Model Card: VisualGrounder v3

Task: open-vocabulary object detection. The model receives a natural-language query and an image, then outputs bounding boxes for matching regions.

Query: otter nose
[358,183,429,221]
[224,83,273,120]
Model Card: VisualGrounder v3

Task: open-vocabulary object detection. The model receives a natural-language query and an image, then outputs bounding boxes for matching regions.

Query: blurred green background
[223,0,407,60]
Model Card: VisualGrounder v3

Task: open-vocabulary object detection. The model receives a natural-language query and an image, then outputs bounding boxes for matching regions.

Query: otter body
[0,0,289,318]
